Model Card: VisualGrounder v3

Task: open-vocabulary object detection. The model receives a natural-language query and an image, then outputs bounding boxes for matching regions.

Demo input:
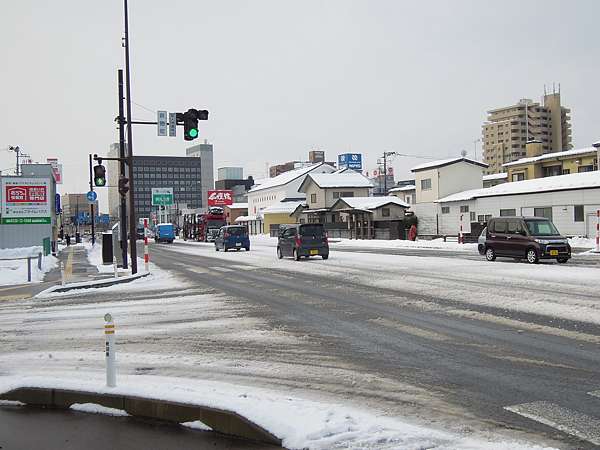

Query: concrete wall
[412,202,440,235]
[0,223,51,249]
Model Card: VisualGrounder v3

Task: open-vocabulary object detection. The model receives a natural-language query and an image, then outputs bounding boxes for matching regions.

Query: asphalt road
[147,241,600,449]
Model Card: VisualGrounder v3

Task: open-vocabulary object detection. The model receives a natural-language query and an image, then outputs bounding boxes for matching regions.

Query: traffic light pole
[123,0,138,275]
[88,154,96,246]
[117,69,129,270]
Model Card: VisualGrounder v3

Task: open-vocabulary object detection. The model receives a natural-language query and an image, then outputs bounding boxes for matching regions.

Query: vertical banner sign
[207,190,233,207]
[46,158,63,184]
[157,111,168,136]
[168,112,177,137]
[1,178,51,224]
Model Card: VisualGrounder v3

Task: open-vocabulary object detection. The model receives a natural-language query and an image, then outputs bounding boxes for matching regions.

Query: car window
[480,227,487,237]
[493,220,506,233]
[507,220,520,233]
[525,219,560,236]
[227,227,246,236]
[284,228,296,238]
[299,225,325,236]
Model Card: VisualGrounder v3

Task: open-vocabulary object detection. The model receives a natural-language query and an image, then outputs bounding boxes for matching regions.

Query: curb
[36,272,151,296]
[0,387,282,446]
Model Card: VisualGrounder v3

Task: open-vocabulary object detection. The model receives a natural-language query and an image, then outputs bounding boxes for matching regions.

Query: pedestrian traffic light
[118,177,129,196]
[93,164,106,187]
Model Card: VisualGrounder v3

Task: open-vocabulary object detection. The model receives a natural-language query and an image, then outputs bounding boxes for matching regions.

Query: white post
[113,256,118,278]
[459,214,464,244]
[596,209,599,253]
[143,218,149,272]
[104,313,116,387]
[60,261,66,286]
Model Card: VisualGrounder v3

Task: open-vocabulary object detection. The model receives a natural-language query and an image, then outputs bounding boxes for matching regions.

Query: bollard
[143,218,149,273]
[104,313,116,387]
[37,252,42,270]
[459,214,464,244]
[60,261,66,286]
[27,257,32,282]
[113,256,118,279]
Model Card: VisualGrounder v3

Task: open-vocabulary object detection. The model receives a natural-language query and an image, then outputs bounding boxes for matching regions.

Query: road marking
[228,265,257,271]
[64,247,74,281]
[588,390,600,399]
[0,294,29,302]
[209,266,232,273]
[504,401,600,445]
[187,267,209,274]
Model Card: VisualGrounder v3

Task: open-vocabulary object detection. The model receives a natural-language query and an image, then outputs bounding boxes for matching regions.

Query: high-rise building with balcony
[482,89,572,174]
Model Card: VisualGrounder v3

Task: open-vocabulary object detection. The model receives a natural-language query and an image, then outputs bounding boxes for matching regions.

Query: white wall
[437,163,484,199]
[412,202,440,235]
[414,169,439,203]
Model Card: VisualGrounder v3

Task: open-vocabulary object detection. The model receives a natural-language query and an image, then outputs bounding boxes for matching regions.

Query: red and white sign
[6,185,47,203]
[46,158,63,184]
[207,190,233,207]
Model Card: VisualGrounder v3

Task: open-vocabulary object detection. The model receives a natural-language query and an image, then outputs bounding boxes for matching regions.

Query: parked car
[154,223,175,243]
[215,225,250,252]
[478,227,487,255]
[277,224,329,261]
[483,216,571,264]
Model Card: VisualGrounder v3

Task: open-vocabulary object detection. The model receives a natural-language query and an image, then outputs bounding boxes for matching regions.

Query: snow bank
[332,237,478,252]
[568,237,596,249]
[0,247,57,287]
[70,402,129,417]
[0,374,555,450]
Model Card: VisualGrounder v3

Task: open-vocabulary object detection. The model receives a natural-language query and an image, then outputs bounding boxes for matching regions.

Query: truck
[183,207,226,242]
[154,223,175,243]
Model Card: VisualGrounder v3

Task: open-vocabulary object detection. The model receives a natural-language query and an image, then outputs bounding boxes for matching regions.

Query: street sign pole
[88,154,96,246]
[117,69,128,269]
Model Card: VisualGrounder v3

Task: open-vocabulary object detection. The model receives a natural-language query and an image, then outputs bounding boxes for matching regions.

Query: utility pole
[117,70,129,269]
[88,154,96,246]
[123,0,138,274]
[382,151,397,195]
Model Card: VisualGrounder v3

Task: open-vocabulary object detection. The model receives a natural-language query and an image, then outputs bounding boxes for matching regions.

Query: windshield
[207,220,225,228]
[299,224,325,236]
[525,219,560,236]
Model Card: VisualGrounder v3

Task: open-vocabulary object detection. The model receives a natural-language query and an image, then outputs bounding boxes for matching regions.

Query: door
[489,219,509,255]
[280,228,294,256]
[505,219,528,257]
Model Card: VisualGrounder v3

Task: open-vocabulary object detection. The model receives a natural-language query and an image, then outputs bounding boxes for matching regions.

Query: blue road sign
[86,190,97,202]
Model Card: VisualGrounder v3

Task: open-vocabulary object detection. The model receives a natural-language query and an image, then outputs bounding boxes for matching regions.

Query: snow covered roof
[333,196,409,210]
[234,215,260,222]
[482,173,508,181]
[248,163,334,193]
[332,167,354,174]
[388,184,416,192]
[262,200,306,214]
[298,171,373,191]
[502,147,597,168]
[411,157,488,172]
[437,170,600,203]
[227,202,248,210]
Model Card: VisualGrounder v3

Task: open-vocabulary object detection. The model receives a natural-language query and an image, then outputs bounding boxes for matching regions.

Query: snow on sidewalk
[0,373,555,450]
[0,246,57,286]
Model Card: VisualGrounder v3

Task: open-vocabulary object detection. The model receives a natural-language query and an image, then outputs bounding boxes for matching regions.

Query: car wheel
[485,247,496,261]
[215,246,219,251]
[557,257,569,264]
[322,254,329,260]
[526,248,539,264]
[293,249,300,261]
[477,244,485,255]
[277,247,283,259]
[245,247,250,251]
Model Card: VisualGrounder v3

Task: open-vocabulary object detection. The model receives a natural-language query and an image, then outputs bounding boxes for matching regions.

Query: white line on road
[208,267,233,273]
[504,401,600,445]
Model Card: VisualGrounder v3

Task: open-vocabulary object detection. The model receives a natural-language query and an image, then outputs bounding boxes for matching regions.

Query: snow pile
[70,402,129,417]
[332,237,477,252]
[0,374,555,450]
[568,237,596,249]
[0,247,57,286]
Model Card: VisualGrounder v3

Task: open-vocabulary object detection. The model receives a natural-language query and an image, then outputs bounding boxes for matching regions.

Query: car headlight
[535,239,550,244]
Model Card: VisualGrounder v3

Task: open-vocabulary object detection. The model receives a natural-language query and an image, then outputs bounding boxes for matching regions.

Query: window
[441,206,450,214]
[310,193,317,203]
[574,205,584,222]
[460,205,469,213]
[542,165,562,177]
[477,214,492,223]
[493,220,507,233]
[578,165,595,173]
[333,192,340,199]
[381,208,390,217]
[500,209,516,217]
[507,220,521,233]
[421,178,432,191]
[562,169,570,175]
[512,173,525,182]
[405,196,412,204]
[470,212,476,222]
[534,207,552,220]
[340,191,354,198]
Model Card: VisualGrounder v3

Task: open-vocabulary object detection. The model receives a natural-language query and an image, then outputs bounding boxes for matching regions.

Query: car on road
[214,225,250,252]
[277,223,329,261]
[483,216,571,264]
[154,223,175,244]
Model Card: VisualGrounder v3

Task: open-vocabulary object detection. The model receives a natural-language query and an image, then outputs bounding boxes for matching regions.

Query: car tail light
[294,236,301,247]
[224,232,229,239]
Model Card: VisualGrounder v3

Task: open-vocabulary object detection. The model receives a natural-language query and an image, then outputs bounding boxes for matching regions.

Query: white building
[246,162,335,233]
[411,157,488,235]
[436,171,600,237]
[388,185,416,205]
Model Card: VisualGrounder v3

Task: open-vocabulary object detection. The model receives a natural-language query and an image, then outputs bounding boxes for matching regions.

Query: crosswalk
[505,392,600,446]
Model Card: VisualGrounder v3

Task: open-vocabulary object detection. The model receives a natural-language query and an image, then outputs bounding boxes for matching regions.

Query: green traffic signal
[95,177,106,187]
[189,128,198,138]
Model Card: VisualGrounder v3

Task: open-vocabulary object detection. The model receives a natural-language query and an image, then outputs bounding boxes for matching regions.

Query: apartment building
[482,90,572,174]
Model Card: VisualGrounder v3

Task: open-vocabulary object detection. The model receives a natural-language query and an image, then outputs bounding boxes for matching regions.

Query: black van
[277,224,329,261]
[484,216,571,264]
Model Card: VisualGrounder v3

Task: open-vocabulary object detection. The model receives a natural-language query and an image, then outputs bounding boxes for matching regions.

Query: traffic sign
[151,187,173,206]
[168,112,177,137]
[86,190,97,203]
[157,111,168,136]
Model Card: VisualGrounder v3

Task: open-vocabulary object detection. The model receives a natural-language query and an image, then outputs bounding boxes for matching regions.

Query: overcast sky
[1,0,599,212]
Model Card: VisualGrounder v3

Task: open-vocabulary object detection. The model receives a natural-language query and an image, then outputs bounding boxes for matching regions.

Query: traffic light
[93,164,106,187]
[118,177,129,196]
[181,109,209,141]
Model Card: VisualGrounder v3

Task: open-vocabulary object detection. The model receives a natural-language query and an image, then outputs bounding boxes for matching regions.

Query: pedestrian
[65,233,71,246]
[408,224,417,241]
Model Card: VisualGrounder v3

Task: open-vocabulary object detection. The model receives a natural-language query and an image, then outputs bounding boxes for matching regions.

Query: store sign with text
[1,178,51,224]
[207,190,233,206]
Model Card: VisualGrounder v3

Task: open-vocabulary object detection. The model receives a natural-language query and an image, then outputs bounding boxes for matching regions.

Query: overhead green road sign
[151,187,174,206]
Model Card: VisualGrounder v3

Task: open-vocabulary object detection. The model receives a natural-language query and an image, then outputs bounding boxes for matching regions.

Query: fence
[0,252,43,283]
